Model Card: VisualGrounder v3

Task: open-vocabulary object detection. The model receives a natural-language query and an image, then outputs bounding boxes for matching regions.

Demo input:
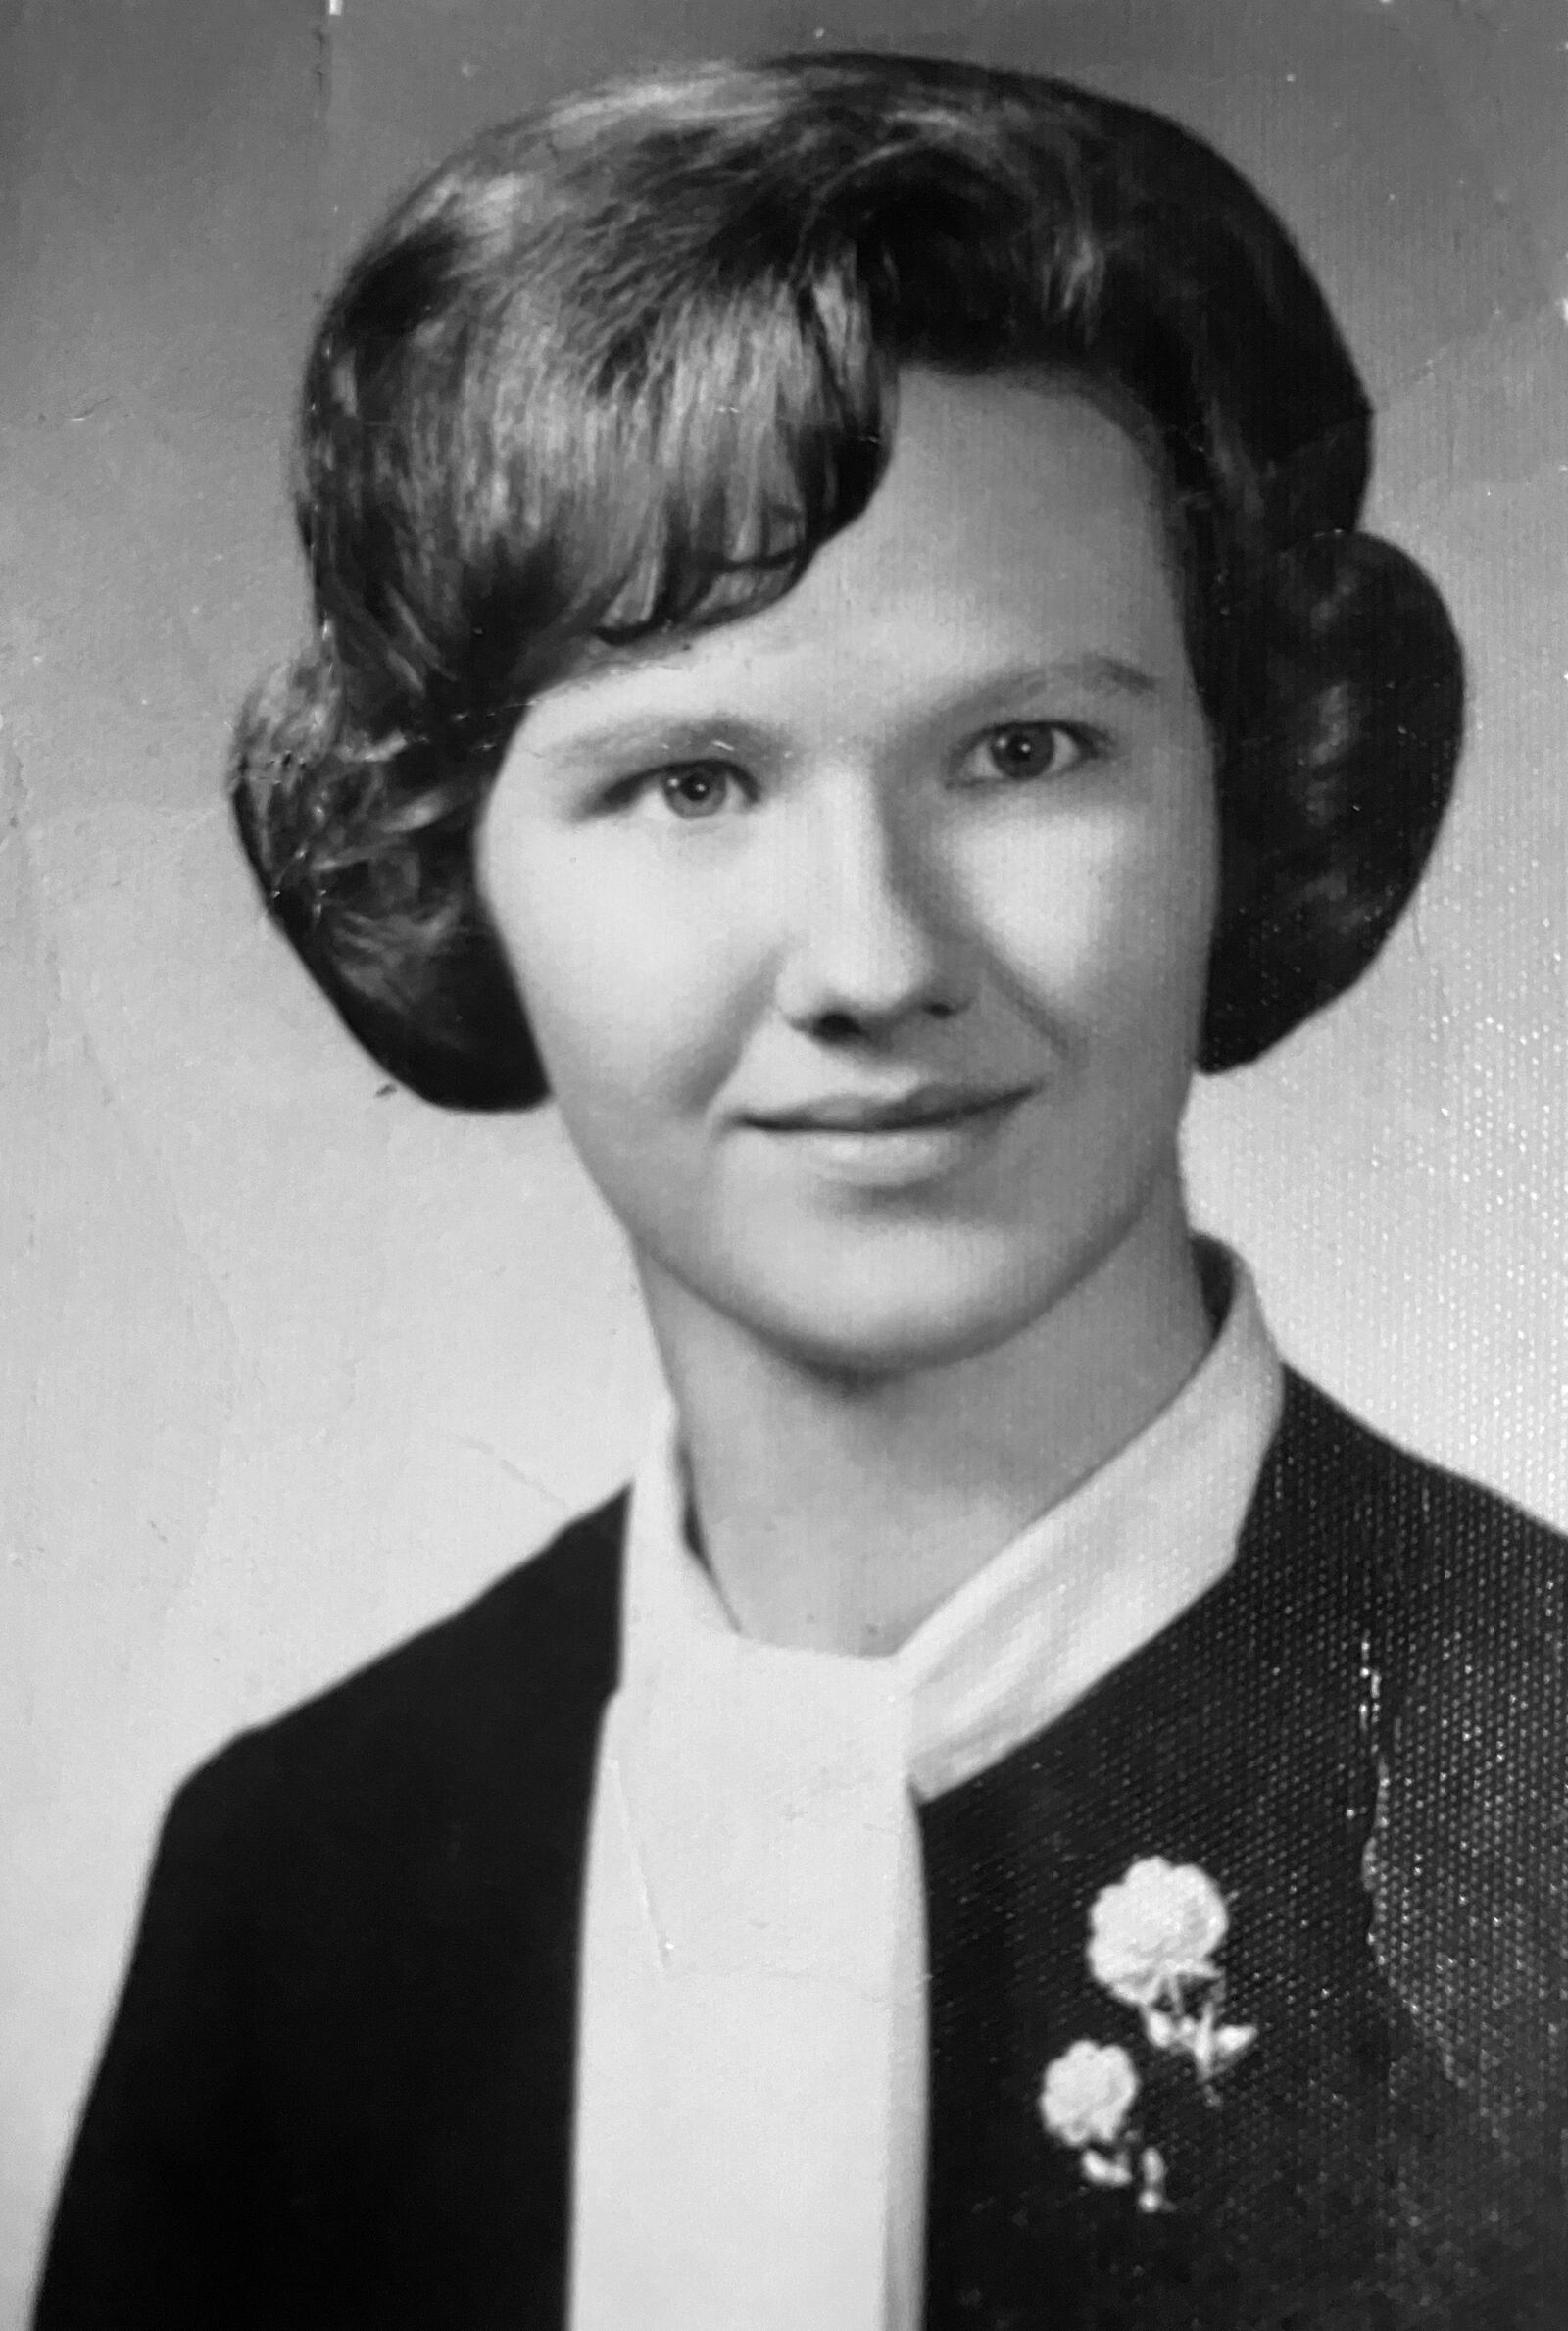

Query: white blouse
[568,1251,1284,2331]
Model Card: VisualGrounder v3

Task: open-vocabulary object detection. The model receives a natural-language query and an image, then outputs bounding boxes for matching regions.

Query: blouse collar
[622,1242,1284,1802]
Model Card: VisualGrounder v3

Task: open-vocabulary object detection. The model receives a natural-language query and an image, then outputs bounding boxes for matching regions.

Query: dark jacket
[34,1375,1568,2329]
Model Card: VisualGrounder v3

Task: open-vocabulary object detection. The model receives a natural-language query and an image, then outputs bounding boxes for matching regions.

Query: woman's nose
[770,782,977,1036]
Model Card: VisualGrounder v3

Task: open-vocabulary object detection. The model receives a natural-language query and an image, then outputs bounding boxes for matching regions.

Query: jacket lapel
[919,1374,1396,2329]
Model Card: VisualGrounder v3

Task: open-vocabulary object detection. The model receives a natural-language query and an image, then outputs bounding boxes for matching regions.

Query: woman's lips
[741,1087,1034,1185]
[747,1085,1033,1133]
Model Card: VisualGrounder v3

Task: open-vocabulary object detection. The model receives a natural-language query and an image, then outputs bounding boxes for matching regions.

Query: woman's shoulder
[1278,1371,1567,1934]
[37,1501,630,2327]
[1277,1377,1568,2264]
[1244,1367,1567,1859]
[166,1489,628,1869]
[1271,1364,1568,1632]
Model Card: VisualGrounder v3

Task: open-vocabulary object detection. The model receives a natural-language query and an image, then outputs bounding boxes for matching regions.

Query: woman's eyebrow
[529,716,767,770]
[985,653,1166,703]
[530,652,1171,764]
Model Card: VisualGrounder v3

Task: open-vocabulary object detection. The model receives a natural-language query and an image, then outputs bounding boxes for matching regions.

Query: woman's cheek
[979,832,1169,1029]
[1091,801,1217,987]
[530,892,755,1133]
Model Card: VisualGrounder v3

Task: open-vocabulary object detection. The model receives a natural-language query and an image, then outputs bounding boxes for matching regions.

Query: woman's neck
[638,1186,1213,1657]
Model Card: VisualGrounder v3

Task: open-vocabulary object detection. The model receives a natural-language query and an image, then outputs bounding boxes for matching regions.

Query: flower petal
[1210,2021,1257,2071]
[1081,2147,1135,2189]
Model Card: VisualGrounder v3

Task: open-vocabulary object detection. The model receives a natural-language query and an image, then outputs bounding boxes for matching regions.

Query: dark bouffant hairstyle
[230,51,1464,1108]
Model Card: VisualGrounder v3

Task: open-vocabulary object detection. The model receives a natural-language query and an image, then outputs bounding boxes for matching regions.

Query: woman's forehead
[526,372,1193,744]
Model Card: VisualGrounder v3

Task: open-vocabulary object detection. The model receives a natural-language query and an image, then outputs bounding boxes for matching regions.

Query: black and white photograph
[4,3,1566,2325]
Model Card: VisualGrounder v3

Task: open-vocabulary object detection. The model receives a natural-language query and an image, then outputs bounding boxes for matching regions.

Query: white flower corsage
[1038,2038,1168,2212]
[1039,1858,1255,2210]
[1087,1857,1256,2085]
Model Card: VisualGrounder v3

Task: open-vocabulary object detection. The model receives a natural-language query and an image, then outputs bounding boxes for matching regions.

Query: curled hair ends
[229,651,545,1109]
[1200,531,1465,1072]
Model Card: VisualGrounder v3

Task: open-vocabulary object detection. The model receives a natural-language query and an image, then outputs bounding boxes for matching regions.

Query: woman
[35,50,1567,2331]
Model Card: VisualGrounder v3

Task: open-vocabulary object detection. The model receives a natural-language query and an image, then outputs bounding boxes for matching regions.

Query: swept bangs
[295,54,1322,756]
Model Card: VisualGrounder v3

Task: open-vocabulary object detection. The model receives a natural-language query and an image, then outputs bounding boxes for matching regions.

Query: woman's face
[479,372,1217,1375]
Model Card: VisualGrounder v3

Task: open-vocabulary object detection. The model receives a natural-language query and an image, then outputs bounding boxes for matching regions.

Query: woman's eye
[969,723,1096,784]
[650,763,741,820]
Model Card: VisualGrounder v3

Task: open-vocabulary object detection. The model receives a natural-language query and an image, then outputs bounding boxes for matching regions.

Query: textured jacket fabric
[34,1375,1568,2329]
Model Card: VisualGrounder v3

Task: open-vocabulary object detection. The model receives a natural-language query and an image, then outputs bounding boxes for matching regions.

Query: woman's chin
[727,1261,1073,1383]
